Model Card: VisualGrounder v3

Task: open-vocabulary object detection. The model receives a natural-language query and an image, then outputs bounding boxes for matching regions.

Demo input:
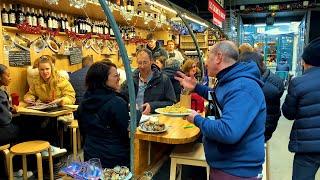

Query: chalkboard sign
[8,50,31,67]
[69,47,82,65]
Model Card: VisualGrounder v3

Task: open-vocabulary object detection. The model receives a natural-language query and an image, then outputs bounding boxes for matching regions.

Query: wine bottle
[26,7,32,26]
[47,11,53,29]
[38,9,45,28]
[16,4,25,24]
[1,4,9,26]
[31,8,37,27]
[137,0,142,15]
[8,4,16,26]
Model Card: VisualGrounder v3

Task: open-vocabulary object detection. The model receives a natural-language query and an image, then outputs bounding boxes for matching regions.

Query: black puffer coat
[282,67,320,153]
[76,88,130,168]
[261,69,285,142]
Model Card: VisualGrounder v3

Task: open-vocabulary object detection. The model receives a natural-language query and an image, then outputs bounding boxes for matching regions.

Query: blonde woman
[24,55,75,106]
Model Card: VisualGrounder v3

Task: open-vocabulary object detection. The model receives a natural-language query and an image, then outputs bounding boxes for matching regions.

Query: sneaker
[13,169,33,178]
[41,145,67,157]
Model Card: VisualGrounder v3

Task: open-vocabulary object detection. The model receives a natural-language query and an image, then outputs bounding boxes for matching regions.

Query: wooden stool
[68,120,81,160]
[170,143,209,180]
[9,141,53,180]
[0,144,10,176]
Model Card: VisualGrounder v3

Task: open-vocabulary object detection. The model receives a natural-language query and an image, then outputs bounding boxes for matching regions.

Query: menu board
[8,50,31,67]
[69,47,82,65]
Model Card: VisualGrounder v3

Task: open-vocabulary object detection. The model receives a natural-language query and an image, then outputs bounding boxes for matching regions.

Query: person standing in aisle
[282,37,320,180]
[239,52,284,142]
[166,40,185,64]
[121,48,175,115]
[146,33,168,59]
[175,41,266,179]
[70,56,93,104]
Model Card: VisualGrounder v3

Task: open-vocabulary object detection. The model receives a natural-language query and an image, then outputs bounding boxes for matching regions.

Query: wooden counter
[134,115,200,176]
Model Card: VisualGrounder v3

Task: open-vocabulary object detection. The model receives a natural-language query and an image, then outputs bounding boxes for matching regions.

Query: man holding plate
[175,41,266,180]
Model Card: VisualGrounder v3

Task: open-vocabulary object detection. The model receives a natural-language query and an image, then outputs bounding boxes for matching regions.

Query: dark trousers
[210,168,262,180]
[292,153,320,180]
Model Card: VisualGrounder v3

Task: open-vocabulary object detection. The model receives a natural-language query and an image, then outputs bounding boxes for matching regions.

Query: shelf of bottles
[180,34,207,50]
[207,29,225,46]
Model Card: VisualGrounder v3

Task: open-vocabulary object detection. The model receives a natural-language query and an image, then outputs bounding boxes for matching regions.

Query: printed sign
[208,0,226,27]
[69,47,82,65]
[8,50,31,67]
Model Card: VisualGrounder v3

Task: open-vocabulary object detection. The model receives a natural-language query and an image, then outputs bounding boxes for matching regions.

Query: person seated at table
[24,55,76,106]
[76,61,130,168]
[121,48,176,115]
[182,59,205,113]
[27,55,70,90]
[0,64,19,146]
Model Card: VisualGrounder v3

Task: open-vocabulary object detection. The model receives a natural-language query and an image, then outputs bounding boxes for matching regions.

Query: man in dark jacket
[121,48,176,115]
[175,41,266,179]
[70,56,93,104]
[146,33,168,59]
[239,52,284,142]
[282,37,320,180]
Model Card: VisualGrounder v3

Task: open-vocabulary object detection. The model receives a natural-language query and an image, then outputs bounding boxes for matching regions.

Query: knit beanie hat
[302,37,320,67]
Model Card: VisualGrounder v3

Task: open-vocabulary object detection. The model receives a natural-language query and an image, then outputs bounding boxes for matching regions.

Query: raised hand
[174,71,197,91]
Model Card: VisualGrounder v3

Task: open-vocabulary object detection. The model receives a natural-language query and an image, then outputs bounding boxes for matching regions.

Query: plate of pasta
[155,104,192,117]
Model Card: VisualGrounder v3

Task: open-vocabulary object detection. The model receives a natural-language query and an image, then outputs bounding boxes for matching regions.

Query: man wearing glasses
[121,48,176,115]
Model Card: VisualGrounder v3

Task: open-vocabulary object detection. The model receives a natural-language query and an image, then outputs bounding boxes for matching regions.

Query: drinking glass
[86,158,103,180]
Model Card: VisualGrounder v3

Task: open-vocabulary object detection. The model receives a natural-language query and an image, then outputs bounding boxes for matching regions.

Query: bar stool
[0,144,10,176]
[68,119,81,160]
[9,140,53,180]
[170,143,209,180]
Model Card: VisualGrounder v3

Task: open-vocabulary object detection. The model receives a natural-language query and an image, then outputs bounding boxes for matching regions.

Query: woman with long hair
[24,55,75,105]
[76,61,130,168]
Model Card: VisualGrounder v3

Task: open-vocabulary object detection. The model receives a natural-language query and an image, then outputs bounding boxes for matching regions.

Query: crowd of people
[1,33,320,179]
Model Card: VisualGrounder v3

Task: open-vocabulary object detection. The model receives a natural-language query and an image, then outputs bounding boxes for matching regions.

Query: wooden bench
[0,144,10,176]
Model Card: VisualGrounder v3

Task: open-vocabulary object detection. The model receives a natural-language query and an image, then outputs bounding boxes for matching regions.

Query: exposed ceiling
[168,0,310,24]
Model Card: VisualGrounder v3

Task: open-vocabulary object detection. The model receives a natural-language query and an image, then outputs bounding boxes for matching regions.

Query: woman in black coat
[76,61,130,168]
[0,64,19,146]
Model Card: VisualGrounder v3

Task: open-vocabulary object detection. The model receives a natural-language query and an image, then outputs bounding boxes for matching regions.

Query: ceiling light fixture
[145,0,208,27]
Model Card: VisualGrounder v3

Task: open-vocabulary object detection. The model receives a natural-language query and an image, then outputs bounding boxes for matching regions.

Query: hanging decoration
[45,0,59,5]
[69,0,88,9]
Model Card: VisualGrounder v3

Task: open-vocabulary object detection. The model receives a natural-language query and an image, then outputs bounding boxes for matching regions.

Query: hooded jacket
[194,61,266,178]
[76,88,130,168]
[121,66,176,112]
[282,67,320,153]
[147,43,168,59]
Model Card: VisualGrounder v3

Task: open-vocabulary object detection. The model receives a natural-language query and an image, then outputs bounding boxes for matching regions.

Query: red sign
[208,0,226,23]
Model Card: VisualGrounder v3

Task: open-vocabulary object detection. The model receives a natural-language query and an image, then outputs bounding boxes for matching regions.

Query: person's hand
[24,98,36,105]
[174,71,197,91]
[49,98,64,106]
[11,105,18,114]
[142,103,151,115]
[183,110,199,124]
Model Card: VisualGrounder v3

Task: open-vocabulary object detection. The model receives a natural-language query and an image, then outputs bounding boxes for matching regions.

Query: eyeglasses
[110,72,120,78]
[137,61,150,66]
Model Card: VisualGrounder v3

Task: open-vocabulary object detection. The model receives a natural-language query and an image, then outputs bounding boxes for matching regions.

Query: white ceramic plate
[138,124,168,134]
[47,40,59,53]
[155,108,192,117]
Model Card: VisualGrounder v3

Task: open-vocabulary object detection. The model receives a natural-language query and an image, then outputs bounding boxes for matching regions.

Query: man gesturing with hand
[175,41,266,180]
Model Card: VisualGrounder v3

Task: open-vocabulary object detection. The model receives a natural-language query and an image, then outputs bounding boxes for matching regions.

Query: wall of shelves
[0,0,173,98]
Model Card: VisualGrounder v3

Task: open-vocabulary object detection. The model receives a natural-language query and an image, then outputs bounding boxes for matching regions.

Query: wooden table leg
[36,153,43,180]
[134,139,149,176]
[22,155,28,180]
[48,147,54,180]
[9,154,14,180]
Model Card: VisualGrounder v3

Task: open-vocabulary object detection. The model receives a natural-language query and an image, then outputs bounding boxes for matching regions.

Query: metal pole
[98,0,137,177]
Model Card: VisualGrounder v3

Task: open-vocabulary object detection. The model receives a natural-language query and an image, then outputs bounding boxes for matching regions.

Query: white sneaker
[41,145,67,157]
[13,169,33,178]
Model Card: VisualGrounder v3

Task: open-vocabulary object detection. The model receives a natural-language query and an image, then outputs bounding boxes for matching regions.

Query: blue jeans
[292,153,320,180]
